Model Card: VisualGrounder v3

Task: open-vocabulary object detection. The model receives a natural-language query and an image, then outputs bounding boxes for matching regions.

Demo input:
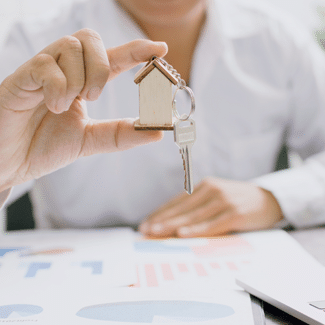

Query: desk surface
[265,227,325,325]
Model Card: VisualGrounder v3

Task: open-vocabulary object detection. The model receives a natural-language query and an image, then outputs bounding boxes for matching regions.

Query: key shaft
[174,119,196,194]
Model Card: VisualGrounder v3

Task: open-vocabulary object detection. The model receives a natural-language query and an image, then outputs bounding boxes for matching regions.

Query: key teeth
[182,157,188,191]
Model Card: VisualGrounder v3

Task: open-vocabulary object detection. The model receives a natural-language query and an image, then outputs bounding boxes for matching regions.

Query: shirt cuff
[0,188,12,210]
[253,160,325,228]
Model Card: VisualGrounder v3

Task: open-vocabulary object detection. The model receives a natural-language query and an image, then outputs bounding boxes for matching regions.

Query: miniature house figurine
[134,57,178,130]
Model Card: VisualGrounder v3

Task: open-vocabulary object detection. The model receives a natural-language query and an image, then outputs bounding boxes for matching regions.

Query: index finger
[106,40,168,82]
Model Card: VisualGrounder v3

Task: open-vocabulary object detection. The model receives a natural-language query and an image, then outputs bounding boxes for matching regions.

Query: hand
[139,177,284,237]
[0,29,168,192]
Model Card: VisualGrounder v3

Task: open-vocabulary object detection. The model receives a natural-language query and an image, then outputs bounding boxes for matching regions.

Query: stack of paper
[0,228,311,324]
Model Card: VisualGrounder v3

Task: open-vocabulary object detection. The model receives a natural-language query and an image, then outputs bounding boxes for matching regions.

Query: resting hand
[139,177,283,237]
[0,29,168,192]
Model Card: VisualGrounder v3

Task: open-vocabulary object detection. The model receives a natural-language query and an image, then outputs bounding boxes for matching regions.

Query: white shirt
[1,0,325,229]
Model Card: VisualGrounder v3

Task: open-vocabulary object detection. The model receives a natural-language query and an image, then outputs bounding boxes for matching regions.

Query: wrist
[260,187,284,225]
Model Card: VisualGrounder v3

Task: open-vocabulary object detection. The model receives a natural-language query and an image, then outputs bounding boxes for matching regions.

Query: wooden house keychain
[134,56,196,194]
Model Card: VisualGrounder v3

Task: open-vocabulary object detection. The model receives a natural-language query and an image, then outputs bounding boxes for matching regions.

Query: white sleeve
[255,157,325,228]
[254,27,325,228]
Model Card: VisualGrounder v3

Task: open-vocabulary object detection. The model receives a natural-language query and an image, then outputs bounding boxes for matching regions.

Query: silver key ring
[172,85,196,121]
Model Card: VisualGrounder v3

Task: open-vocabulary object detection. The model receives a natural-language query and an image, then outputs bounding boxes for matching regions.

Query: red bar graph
[226,262,238,271]
[177,263,189,273]
[144,264,158,287]
[161,264,174,281]
[210,262,220,269]
[194,263,208,276]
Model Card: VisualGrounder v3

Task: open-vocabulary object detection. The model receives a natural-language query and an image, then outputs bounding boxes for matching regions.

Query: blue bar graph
[25,262,51,278]
[0,248,25,257]
[81,261,103,275]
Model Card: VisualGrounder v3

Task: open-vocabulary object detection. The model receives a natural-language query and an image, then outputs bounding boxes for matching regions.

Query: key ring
[172,85,196,121]
[153,57,195,121]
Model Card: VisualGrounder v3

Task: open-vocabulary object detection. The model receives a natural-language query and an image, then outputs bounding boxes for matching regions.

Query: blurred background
[0,0,325,233]
[0,0,325,50]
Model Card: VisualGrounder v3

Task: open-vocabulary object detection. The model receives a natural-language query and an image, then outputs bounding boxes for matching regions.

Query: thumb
[80,118,164,157]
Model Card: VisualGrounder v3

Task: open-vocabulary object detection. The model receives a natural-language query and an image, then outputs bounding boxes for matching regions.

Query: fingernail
[151,224,164,233]
[87,87,101,101]
[54,98,66,114]
[139,223,149,233]
[166,215,187,227]
[178,227,191,236]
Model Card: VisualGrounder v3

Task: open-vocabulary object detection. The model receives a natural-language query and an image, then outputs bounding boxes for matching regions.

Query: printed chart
[133,235,254,289]
[132,261,250,289]
[76,301,235,323]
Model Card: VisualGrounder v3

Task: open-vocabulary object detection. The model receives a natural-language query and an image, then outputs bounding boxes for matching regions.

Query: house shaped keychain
[134,56,197,194]
[134,57,178,130]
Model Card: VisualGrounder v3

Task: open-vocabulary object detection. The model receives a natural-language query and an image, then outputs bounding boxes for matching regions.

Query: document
[1,228,301,324]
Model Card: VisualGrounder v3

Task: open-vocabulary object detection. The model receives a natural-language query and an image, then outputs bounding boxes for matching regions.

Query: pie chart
[0,305,43,319]
[76,300,234,323]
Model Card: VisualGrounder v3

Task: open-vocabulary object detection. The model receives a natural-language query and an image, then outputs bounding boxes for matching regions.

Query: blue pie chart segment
[0,305,43,319]
[76,301,235,323]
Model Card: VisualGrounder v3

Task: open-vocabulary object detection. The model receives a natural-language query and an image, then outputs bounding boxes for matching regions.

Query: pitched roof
[134,57,178,85]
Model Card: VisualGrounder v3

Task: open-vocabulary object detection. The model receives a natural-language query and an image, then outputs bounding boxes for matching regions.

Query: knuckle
[34,53,54,67]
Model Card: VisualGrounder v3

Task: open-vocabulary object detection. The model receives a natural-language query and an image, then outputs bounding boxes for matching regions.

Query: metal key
[174,118,196,194]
